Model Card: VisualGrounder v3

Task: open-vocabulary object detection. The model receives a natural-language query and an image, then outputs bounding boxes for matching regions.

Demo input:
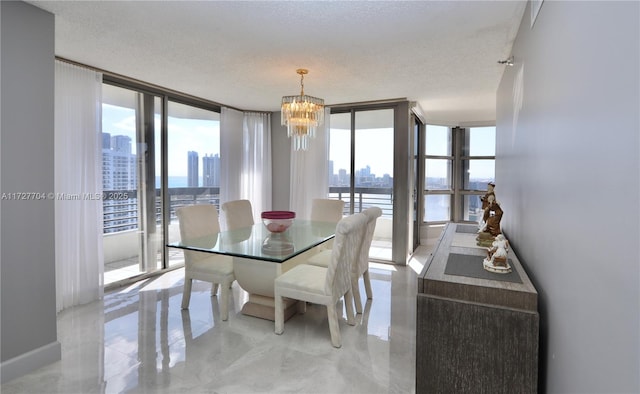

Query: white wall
[0,1,61,382]
[497,1,639,392]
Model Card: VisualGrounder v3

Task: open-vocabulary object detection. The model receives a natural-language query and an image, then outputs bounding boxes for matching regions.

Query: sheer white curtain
[289,108,330,219]
[242,112,272,218]
[220,107,243,204]
[220,107,272,223]
[54,60,104,312]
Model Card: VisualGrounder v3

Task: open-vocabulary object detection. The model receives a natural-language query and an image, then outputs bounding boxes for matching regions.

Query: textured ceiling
[28,0,526,124]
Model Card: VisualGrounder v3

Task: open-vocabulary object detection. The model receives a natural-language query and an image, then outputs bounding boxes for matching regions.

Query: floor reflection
[2,248,430,394]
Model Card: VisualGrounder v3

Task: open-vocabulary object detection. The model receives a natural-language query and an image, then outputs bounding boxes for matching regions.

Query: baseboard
[1,341,61,384]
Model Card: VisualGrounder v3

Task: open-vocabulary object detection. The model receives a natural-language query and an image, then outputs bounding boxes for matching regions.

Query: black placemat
[444,253,522,283]
[455,225,479,234]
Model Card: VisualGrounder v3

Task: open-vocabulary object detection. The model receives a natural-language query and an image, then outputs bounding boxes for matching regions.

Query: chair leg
[181,278,193,310]
[344,289,356,326]
[363,270,373,299]
[351,276,363,314]
[327,302,342,348]
[220,281,230,321]
[211,283,219,296]
[274,292,284,335]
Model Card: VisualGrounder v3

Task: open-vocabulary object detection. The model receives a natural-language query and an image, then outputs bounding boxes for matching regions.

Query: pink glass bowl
[261,211,295,233]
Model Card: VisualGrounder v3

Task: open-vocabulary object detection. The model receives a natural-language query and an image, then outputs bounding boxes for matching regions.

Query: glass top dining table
[168,219,336,263]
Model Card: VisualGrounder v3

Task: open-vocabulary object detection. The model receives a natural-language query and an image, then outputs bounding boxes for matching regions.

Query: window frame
[102,75,223,283]
[424,125,496,224]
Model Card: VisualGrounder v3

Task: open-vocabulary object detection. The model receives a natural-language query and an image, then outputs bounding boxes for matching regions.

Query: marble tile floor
[2,247,432,394]
[104,250,186,287]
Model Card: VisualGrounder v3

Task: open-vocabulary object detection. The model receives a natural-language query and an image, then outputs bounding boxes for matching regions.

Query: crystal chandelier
[281,69,324,151]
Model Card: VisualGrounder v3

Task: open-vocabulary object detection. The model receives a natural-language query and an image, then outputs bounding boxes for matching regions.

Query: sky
[102,103,219,177]
[329,127,395,177]
[103,103,495,180]
[426,125,496,179]
[330,125,496,179]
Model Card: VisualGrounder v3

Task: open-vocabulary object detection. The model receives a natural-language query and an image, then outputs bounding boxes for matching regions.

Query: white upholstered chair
[310,198,345,250]
[310,198,345,224]
[176,204,235,321]
[352,206,382,312]
[306,206,382,314]
[221,199,254,230]
[274,212,368,348]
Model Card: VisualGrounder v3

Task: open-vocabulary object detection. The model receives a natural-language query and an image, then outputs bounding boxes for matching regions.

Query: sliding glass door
[166,101,221,268]
[102,81,222,285]
[329,108,395,261]
[102,84,163,284]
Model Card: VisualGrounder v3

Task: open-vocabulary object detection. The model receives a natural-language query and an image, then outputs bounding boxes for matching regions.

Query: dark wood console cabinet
[416,223,539,393]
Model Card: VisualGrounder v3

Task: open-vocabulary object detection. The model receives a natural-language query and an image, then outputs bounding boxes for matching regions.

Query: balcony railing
[103,186,396,283]
[102,187,221,233]
[102,186,394,234]
[327,186,393,218]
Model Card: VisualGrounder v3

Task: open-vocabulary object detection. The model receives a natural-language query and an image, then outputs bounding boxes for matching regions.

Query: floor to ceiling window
[102,80,221,286]
[461,126,496,222]
[424,125,453,222]
[424,125,496,224]
[329,107,395,261]
[166,100,221,268]
[102,83,163,284]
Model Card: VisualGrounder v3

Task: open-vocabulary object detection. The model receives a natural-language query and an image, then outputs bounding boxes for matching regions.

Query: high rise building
[111,135,132,153]
[328,160,334,186]
[102,133,137,233]
[102,134,136,190]
[338,169,348,186]
[102,132,111,149]
[188,151,199,187]
[203,153,220,187]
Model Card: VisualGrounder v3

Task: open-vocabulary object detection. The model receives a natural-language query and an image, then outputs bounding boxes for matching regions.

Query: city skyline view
[102,102,220,178]
[101,131,492,190]
[103,102,495,191]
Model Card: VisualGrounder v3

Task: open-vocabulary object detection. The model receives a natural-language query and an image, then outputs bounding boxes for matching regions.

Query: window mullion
[452,127,464,222]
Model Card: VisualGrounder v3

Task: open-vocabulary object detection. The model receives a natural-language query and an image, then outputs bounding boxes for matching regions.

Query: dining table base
[240,294,299,322]
[233,247,323,321]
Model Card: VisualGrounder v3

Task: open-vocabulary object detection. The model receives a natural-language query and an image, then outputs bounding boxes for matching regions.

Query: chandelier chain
[297,68,307,95]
